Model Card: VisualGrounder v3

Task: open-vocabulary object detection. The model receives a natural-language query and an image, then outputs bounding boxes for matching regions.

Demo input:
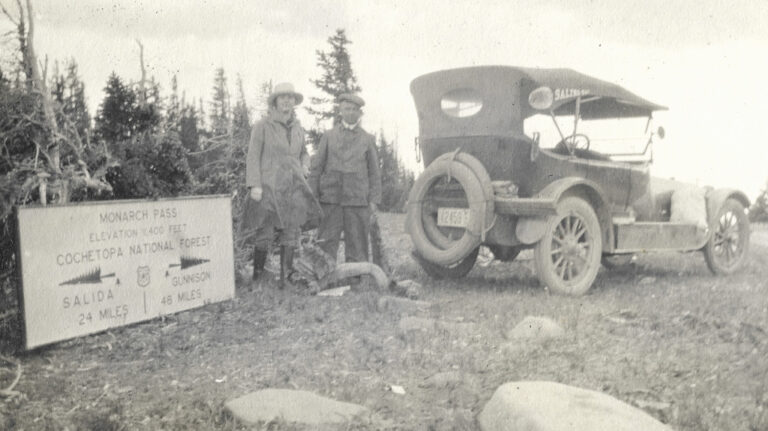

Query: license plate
[437,207,470,228]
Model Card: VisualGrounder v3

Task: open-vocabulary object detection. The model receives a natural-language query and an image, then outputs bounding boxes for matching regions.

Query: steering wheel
[556,133,591,152]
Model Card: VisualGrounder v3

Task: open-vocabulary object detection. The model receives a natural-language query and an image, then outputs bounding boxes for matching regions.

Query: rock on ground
[507,316,564,340]
[478,381,672,431]
[224,388,368,426]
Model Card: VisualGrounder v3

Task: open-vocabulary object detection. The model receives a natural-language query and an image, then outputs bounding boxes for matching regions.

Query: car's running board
[613,222,708,253]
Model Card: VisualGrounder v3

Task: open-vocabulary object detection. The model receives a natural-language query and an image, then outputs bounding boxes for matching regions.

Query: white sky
[2,0,768,200]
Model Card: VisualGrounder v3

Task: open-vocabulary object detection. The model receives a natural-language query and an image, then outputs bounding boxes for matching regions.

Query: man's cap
[338,93,365,108]
[268,82,303,106]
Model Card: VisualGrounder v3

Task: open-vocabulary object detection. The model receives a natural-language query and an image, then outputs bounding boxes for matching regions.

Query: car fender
[705,188,751,227]
[515,177,613,250]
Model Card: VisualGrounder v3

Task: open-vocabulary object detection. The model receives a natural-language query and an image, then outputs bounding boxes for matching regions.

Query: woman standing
[243,82,321,288]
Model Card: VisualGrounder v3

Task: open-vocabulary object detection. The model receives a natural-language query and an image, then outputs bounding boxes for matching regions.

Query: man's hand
[250,186,263,202]
[369,202,377,213]
[302,165,310,178]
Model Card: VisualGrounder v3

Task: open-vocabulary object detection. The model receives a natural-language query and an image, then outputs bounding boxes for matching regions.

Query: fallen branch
[0,354,22,398]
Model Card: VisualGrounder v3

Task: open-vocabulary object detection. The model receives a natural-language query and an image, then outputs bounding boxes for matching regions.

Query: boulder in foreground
[478,381,671,431]
[225,388,368,426]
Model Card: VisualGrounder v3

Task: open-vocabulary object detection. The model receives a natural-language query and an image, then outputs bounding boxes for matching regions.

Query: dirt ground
[1,214,767,430]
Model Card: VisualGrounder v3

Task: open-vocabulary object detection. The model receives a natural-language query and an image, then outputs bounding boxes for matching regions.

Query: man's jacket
[308,124,382,207]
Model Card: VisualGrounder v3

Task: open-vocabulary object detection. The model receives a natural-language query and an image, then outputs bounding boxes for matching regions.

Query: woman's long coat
[242,111,322,235]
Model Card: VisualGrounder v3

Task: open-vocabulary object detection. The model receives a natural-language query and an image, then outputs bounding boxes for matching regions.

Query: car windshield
[524,114,653,159]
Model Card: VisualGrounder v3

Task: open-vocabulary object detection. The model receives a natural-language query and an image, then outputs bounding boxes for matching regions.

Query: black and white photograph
[1,1,767,429]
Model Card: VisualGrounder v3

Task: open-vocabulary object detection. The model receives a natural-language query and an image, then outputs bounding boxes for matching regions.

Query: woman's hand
[250,187,263,202]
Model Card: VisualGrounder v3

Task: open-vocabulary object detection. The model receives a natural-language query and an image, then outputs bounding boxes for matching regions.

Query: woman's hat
[269,82,304,106]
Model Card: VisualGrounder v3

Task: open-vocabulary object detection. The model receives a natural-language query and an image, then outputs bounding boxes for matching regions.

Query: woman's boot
[252,247,268,281]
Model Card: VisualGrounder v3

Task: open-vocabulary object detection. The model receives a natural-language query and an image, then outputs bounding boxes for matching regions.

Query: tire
[534,197,602,296]
[601,254,634,270]
[703,198,750,275]
[406,154,492,266]
[418,152,495,250]
[412,247,479,280]
[488,245,521,262]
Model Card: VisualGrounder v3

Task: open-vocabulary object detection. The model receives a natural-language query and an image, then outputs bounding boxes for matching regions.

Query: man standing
[243,82,321,288]
[308,93,382,265]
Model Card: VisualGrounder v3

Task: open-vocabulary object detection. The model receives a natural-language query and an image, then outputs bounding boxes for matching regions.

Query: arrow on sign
[60,268,116,286]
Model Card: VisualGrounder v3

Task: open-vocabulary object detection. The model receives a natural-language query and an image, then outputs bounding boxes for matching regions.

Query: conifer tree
[165,74,180,132]
[95,72,137,145]
[209,68,230,137]
[232,74,250,142]
[307,28,361,147]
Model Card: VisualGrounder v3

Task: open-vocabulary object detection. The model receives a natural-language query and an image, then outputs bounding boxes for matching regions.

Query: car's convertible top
[411,66,667,138]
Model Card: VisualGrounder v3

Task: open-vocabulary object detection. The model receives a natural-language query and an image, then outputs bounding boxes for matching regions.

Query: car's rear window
[441,88,483,118]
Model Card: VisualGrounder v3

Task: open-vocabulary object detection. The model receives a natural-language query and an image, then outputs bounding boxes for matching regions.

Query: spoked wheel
[703,198,750,274]
[534,197,602,296]
[412,247,479,280]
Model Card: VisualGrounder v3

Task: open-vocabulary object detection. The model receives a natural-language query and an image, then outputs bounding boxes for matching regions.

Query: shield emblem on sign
[137,266,150,287]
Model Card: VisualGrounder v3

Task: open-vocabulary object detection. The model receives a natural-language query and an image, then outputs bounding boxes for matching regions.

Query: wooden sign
[14,195,235,349]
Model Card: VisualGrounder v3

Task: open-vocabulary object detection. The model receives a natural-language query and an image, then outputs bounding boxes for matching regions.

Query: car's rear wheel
[412,247,479,279]
[534,197,602,296]
[703,198,750,274]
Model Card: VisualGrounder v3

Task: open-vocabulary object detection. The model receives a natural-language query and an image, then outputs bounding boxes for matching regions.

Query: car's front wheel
[534,197,602,295]
[703,198,750,275]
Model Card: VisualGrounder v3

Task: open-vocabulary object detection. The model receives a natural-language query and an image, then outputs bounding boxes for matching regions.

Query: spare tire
[420,152,495,249]
[406,152,493,266]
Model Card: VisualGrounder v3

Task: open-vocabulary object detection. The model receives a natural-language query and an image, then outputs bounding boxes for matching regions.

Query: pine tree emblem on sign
[137,266,150,287]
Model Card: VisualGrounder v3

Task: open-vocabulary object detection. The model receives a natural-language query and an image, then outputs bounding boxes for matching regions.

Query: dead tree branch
[0,1,19,25]
[135,39,147,108]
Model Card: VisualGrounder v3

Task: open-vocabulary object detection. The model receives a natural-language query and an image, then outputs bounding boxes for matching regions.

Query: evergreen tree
[133,76,162,134]
[165,74,180,132]
[209,68,230,137]
[232,74,250,142]
[307,28,361,146]
[49,60,90,141]
[179,103,200,153]
[377,131,414,212]
[255,80,272,119]
[65,61,91,140]
[95,72,137,145]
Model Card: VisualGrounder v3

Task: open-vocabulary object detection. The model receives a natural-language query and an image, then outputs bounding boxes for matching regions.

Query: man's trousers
[317,203,370,263]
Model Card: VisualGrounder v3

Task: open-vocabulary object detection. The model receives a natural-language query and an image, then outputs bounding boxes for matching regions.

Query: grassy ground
[1,214,767,430]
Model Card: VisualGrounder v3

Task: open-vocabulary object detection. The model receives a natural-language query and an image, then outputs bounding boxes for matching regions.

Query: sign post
[15,195,235,350]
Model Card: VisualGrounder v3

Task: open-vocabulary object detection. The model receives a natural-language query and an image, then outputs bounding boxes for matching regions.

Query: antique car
[406,66,750,295]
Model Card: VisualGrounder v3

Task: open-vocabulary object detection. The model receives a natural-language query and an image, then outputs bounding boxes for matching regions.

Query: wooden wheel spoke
[574,226,587,241]
[556,258,567,278]
[550,247,563,256]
